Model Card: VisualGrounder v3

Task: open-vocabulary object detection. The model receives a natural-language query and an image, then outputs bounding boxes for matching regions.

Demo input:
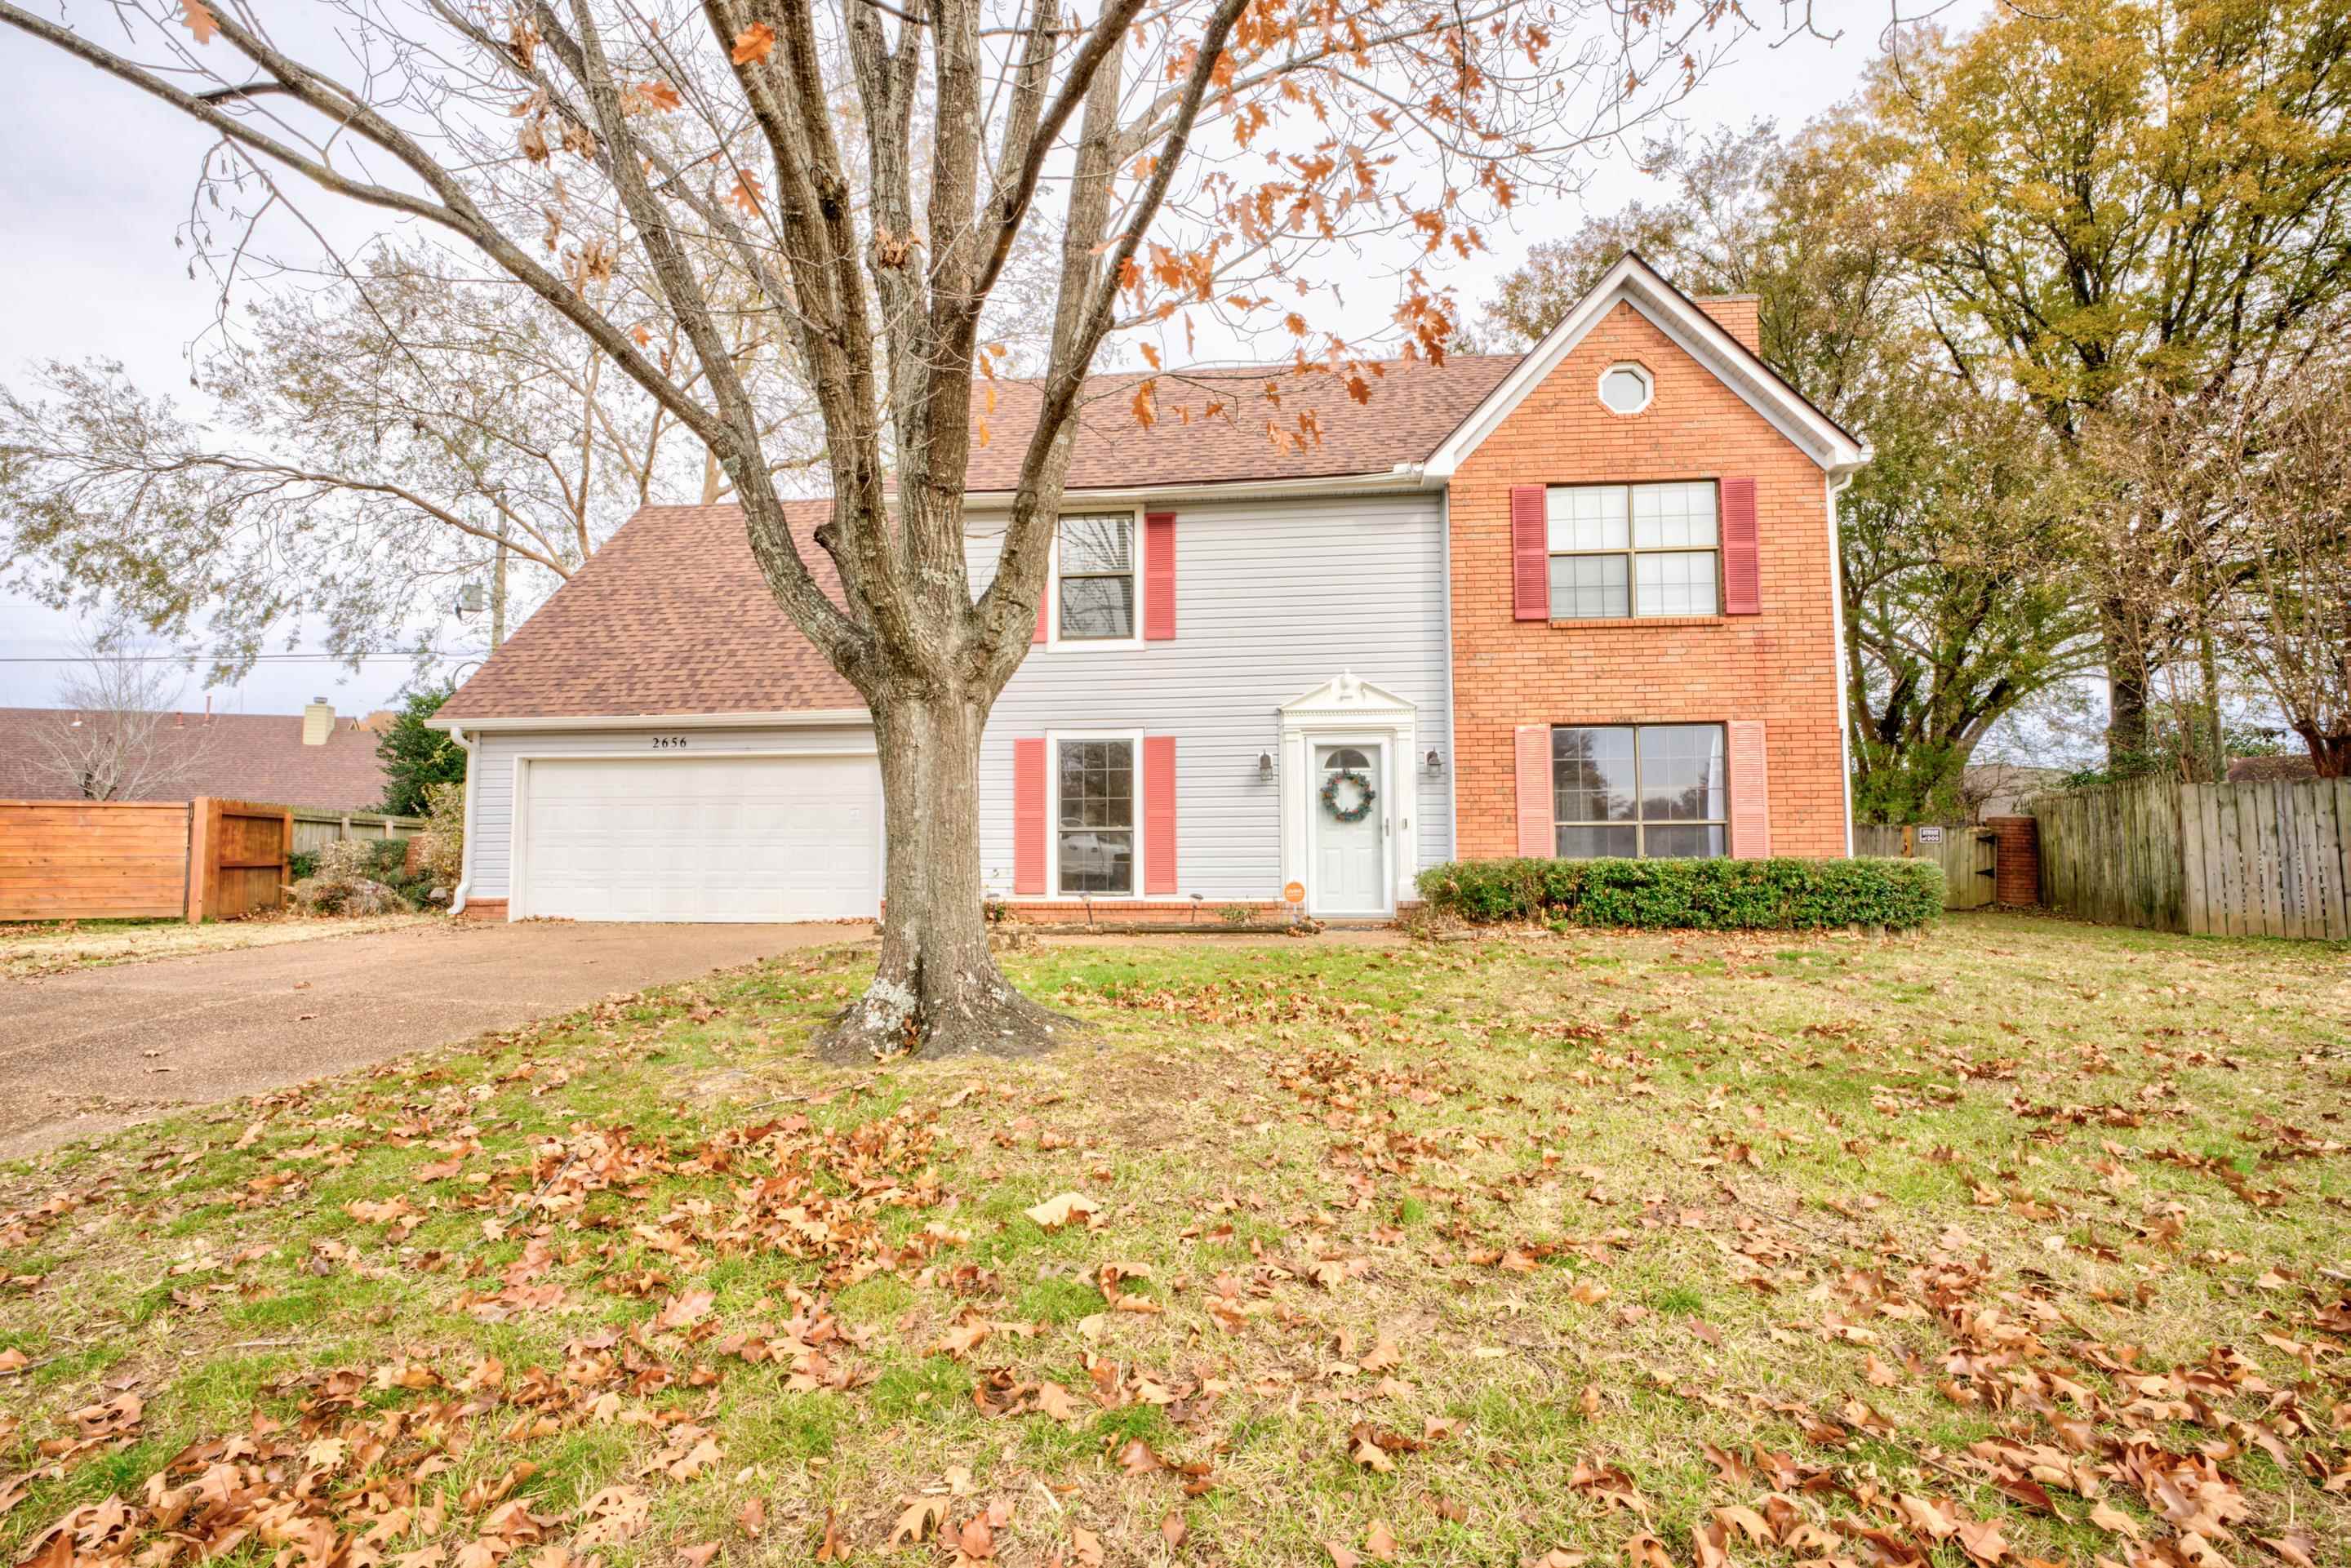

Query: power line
[0,651,474,664]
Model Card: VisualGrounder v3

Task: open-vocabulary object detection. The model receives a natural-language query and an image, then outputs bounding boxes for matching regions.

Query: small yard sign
[1918,826,1944,843]
[1283,881,1305,904]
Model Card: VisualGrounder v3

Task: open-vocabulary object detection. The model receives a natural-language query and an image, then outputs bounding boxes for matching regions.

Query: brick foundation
[1987,816,2040,906]
[1447,300,1850,860]
[459,898,509,922]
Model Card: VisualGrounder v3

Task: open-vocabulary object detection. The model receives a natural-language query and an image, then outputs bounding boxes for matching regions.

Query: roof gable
[1424,252,1867,479]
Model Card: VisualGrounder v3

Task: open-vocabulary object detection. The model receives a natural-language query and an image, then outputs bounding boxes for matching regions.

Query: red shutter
[1721,476,1759,615]
[1512,486,1549,621]
[1727,720,1771,859]
[1514,725,1553,857]
[1013,738,1047,893]
[1144,512,1176,640]
[1143,735,1177,893]
[1033,586,1048,643]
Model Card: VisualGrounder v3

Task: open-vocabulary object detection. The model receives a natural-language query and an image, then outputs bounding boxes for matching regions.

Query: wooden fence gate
[0,796,296,923]
[2030,775,2350,939]
[1851,823,1997,909]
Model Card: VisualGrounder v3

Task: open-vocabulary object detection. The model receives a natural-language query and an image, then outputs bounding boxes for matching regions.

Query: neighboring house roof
[2226,753,2318,784]
[0,707,393,811]
[436,502,861,724]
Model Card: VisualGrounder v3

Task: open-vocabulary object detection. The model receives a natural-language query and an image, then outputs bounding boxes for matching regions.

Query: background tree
[1480,117,2099,821]
[375,686,469,816]
[0,244,815,682]
[2,0,1749,1055]
[1874,0,2351,765]
[28,633,221,802]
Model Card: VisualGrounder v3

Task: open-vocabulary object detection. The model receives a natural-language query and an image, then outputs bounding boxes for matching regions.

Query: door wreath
[1320,766,1377,824]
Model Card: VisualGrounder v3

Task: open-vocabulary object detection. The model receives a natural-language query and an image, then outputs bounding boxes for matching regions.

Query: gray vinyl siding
[460,488,1452,906]
[969,490,1453,899]
[464,725,876,899]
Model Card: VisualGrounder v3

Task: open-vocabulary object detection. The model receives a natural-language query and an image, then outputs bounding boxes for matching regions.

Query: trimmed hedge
[1415,855,1945,931]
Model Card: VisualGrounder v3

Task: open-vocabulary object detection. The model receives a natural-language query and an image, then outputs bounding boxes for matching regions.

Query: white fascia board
[427,708,873,733]
[1421,251,1869,481]
[960,465,1429,512]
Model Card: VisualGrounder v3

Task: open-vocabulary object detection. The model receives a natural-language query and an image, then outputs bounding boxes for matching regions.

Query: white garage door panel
[521,755,879,921]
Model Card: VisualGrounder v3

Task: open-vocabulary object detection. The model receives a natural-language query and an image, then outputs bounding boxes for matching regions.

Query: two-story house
[430,253,1867,922]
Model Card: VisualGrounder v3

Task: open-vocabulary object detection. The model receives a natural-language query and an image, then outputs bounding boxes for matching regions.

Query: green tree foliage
[375,686,467,818]
[1875,0,2351,757]
[1480,123,2097,823]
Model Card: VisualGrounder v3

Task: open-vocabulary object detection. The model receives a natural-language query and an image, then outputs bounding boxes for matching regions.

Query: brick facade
[1447,300,1849,860]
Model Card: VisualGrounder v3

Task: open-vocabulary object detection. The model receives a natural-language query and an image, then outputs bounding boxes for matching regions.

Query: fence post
[184,796,213,923]
[1988,815,2039,907]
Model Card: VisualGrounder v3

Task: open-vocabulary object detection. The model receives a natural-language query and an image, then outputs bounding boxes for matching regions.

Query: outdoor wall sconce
[1425,748,1443,775]
[1257,751,1275,780]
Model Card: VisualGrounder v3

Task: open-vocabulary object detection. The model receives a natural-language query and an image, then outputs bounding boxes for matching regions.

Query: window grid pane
[1056,739,1135,894]
[1635,551,1718,617]
[1548,554,1629,620]
[1057,515,1136,640]
[1550,723,1727,861]
[1548,482,1720,618]
[1630,482,1718,549]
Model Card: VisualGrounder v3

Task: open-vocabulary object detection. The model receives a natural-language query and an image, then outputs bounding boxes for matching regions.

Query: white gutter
[426,707,873,734]
[446,721,478,917]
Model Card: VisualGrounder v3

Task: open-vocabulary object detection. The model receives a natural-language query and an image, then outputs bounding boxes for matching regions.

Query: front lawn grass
[2,913,2346,1568]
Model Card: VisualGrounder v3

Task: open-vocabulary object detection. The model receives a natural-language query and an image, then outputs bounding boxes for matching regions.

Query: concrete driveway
[0,921,860,1160]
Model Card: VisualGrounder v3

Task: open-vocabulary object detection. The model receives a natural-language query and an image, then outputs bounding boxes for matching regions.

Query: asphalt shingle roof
[0,708,393,811]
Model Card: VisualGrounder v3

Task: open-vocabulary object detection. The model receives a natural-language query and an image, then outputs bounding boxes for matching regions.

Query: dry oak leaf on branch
[731,22,776,63]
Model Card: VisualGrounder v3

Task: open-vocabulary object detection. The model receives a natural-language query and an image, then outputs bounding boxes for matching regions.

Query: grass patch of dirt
[0,913,434,980]
[2,913,2347,1568]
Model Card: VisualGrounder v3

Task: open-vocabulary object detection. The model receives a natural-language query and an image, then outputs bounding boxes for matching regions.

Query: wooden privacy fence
[0,796,295,923]
[291,807,422,857]
[1851,823,1998,909]
[2030,774,2351,939]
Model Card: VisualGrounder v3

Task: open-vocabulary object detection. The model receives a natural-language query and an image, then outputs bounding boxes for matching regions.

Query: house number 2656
[651,735,688,749]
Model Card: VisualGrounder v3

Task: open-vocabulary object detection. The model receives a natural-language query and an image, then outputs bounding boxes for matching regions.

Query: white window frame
[1549,722,1729,860]
[1597,361,1654,415]
[1045,507,1147,651]
[1044,727,1145,899]
[1545,480,1722,620]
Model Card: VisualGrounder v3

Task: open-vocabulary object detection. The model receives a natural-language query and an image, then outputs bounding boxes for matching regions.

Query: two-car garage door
[517,754,880,922]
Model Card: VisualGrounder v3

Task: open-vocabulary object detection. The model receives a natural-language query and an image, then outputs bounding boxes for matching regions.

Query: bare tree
[2230,366,2351,777]
[28,634,222,802]
[1,244,818,682]
[2,0,1749,1057]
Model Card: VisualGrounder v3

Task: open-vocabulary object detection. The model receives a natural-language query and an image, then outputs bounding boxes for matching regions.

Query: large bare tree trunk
[812,682,1072,1062]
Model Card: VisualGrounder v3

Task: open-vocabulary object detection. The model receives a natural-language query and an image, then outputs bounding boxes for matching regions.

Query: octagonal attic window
[1599,362,1653,415]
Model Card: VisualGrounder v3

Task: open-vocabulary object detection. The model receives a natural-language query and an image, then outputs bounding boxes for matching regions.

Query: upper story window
[1546,481,1719,620]
[1056,513,1138,642]
[1553,723,1727,859]
[1598,362,1653,415]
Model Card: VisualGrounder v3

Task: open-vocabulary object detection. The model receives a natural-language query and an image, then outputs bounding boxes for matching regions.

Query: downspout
[1826,471,1858,857]
[446,722,480,916]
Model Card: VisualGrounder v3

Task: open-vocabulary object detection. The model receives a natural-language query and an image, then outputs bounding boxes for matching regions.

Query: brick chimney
[302,697,336,747]
[1696,295,1762,357]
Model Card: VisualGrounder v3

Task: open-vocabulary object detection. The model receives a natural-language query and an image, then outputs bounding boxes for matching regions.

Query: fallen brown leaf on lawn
[1024,1193,1100,1231]
[891,1496,946,1549]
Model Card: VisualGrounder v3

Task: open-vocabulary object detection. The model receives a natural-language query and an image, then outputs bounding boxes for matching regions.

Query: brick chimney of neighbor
[302,697,336,747]
[1696,295,1762,357]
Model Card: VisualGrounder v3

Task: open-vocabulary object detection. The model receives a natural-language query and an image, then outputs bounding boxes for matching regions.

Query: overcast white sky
[0,1,1948,717]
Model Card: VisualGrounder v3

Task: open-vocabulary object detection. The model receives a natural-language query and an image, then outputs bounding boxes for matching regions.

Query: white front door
[519,753,880,922]
[1310,742,1389,916]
